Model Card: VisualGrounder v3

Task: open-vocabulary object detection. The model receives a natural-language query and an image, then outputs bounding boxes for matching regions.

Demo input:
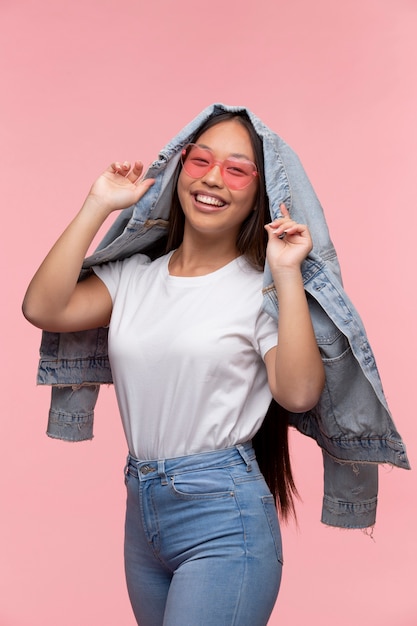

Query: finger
[283,223,309,236]
[264,223,287,241]
[279,202,290,217]
[111,161,131,176]
[267,218,290,230]
[127,177,155,205]
[266,219,297,236]
[268,205,292,230]
[126,160,144,183]
[135,177,156,196]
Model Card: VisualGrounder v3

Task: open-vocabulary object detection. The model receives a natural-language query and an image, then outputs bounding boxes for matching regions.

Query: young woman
[22,110,326,625]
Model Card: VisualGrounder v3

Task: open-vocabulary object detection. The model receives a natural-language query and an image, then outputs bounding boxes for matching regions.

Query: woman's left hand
[265,203,312,272]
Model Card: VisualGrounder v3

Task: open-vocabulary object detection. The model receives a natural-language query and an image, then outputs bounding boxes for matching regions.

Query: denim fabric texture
[36,102,410,528]
[123,443,282,626]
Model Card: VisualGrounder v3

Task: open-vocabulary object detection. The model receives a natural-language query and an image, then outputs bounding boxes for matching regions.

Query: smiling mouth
[194,193,226,208]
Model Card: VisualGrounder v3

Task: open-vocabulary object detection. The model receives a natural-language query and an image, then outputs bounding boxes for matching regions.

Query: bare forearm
[22,197,110,323]
[271,267,324,411]
[22,161,155,329]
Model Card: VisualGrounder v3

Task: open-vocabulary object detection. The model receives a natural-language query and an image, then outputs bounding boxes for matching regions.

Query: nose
[200,162,224,187]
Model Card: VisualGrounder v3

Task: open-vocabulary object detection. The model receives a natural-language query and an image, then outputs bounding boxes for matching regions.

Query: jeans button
[140,465,153,475]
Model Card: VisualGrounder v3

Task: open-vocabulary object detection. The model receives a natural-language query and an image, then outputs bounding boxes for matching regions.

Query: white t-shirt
[94,252,278,460]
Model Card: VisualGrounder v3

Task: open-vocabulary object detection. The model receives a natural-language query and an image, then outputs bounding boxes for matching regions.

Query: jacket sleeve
[37,327,113,442]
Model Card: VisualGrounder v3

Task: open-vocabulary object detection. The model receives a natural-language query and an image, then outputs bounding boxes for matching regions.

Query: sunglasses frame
[181,143,258,190]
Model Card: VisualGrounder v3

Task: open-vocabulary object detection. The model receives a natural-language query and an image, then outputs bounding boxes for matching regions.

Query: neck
[169,232,240,277]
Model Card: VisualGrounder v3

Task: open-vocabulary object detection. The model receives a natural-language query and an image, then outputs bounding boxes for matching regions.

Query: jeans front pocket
[169,467,235,501]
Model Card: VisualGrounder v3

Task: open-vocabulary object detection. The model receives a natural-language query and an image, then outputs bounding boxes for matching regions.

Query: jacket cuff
[321,494,377,529]
[46,385,99,442]
[321,449,378,529]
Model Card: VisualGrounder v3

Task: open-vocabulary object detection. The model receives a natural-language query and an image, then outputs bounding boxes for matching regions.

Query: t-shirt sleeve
[92,254,150,301]
[255,308,278,359]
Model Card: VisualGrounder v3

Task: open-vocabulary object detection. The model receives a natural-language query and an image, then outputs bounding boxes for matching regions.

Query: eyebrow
[196,142,254,161]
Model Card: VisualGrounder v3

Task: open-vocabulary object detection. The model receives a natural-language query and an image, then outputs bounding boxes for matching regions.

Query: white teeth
[195,194,225,207]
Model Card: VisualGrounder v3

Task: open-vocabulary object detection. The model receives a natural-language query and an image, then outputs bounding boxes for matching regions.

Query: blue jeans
[123,442,283,626]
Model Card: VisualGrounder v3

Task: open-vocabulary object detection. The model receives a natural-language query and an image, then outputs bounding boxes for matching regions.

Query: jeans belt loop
[158,459,168,485]
[236,444,252,472]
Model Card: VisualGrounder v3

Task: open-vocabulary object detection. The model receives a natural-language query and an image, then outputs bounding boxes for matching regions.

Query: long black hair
[166,111,299,521]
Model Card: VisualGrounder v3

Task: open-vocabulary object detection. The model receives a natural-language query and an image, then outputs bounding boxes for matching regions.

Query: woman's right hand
[87,161,155,215]
[22,160,155,332]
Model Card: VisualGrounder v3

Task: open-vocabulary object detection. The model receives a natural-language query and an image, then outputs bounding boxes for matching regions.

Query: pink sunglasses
[181,143,258,190]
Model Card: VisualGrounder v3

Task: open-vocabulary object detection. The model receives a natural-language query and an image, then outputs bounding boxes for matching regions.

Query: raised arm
[264,204,325,413]
[22,161,154,333]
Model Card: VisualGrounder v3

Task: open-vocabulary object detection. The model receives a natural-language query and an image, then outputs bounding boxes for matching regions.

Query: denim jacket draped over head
[37,103,410,529]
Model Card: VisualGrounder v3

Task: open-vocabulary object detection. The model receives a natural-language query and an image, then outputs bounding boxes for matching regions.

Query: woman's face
[177,119,259,243]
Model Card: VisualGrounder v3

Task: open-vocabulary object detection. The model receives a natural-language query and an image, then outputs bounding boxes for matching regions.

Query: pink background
[1,0,416,624]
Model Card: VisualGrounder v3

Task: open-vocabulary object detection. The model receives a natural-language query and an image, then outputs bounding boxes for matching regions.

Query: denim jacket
[37,103,410,529]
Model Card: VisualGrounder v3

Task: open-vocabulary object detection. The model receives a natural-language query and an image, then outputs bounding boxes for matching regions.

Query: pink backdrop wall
[1,0,416,624]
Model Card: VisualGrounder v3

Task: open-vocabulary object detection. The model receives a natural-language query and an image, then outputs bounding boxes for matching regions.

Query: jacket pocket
[319,344,389,438]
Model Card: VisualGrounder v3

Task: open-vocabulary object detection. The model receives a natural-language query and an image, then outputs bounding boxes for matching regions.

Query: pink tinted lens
[181,144,257,190]
[182,145,213,178]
